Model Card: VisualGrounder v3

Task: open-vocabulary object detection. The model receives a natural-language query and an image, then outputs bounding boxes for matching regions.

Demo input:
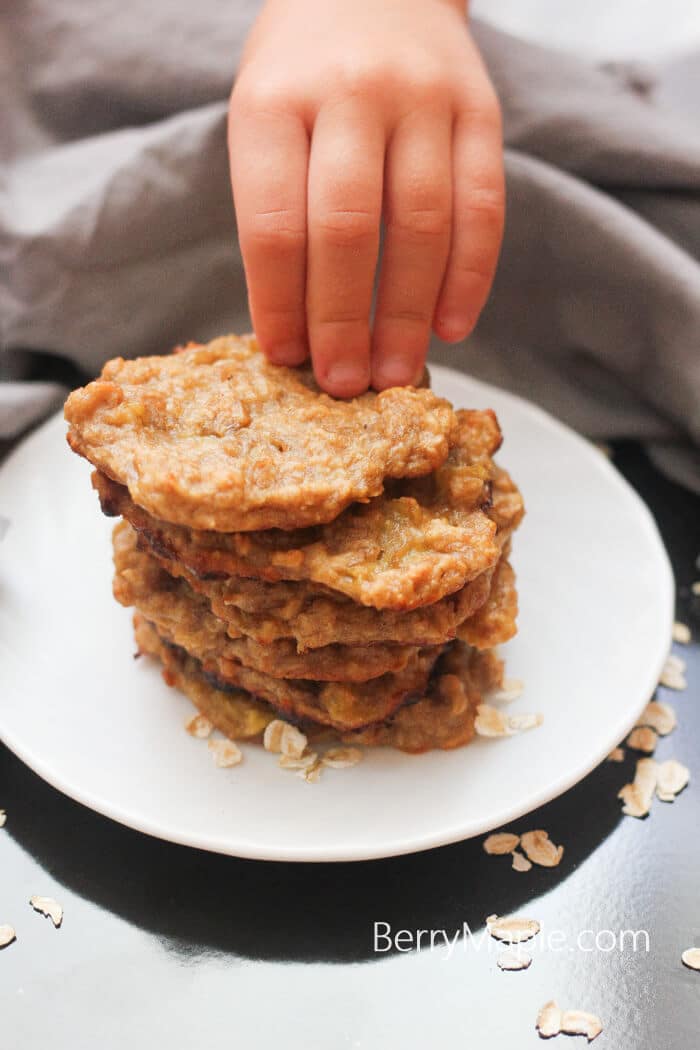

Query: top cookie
[64,335,457,532]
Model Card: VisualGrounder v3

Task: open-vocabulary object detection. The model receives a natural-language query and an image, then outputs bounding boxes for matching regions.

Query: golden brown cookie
[458,557,519,649]
[135,617,503,753]
[134,616,274,740]
[347,644,504,753]
[113,521,422,682]
[134,611,441,732]
[65,335,457,532]
[129,532,496,650]
[93,407,512,610]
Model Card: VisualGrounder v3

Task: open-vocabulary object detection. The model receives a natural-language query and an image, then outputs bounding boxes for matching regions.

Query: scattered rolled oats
[618,757,658,818]
[626,726,658,753]
[29,896,63,928]
[263,719,287,753]
[0,925,16,948]
[497,949,532,971]
[512,850,532,872]
[297,759,323,783]
[561,1009,603,1041]
[475,705,543,737]
[279,751,318,771]
[536,1003,603,1042]
[520,829,564,868]
[660,662,687,691]
[280,725,308,758]
[508,712,544,733]
[475,705,510,737]
[207,738,242,768]
[607,747,625,762]
[0,809,6,827]
[681,948,700,971]
[322,747,363,769]
[185,713,213,739]
[486,914,541,943]
[635,701,676,736]
[483,832,520,855]
[536,1001,563,1038]
[263,719,307,759]
[489,678,524,703]
[655,758,690,802]
[672,621,691,645]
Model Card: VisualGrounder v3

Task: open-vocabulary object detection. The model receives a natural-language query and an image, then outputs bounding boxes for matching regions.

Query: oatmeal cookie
[93,407,511,610]
[136,617,502,753]
[65,335,457,532]
[134,616,274,740]
[131,534,495,649]
[458,557,518,649]
[134,613,441,732]
[347,644,504,753]
[114,522,420,681]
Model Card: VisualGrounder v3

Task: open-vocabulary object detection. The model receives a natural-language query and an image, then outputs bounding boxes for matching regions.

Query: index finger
[228,101,310,365]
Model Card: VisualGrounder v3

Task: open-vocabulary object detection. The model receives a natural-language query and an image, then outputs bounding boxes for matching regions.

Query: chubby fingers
[371,107,452,390]
[230,67,504,396]
[433,88,505,345]
[306,101,384,397]
[228,102,310,366]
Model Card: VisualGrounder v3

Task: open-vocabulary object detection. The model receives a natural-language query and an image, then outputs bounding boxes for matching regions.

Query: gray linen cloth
[1,3,698,488]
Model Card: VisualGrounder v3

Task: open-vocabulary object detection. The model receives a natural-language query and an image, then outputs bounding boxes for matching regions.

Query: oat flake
[208,738,242,768]
[672,621,691,644]
[185,713,213,739]
[263,719,307,758]
[322,747,363,769]
[490,678,524,703]
[29,896,63,928]
[483,832,520,855]
[626,726,658,753]
[635,701,676,736]
[486,914,540,943]
[497,949,532,971]
[681,948,700,971]
[536,1001,563,1039]
[561,1009,603,1041]
[520,829,564,868]
[656,759,689,802]
[511,850,532,873]
[279,751,318,771]
[618,757,658,818]
[0,925,16,949]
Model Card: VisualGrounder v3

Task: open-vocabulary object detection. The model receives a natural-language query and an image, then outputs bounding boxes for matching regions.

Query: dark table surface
[1,439,698,1050]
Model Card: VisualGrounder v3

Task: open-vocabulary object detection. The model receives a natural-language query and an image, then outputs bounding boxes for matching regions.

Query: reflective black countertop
[1,441,698,1049]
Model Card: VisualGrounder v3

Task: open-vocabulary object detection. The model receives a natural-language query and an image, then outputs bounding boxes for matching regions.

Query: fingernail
[323,362,369,398]
[265,340,308,366]
[434,317,469,344]
[372,360,423,391]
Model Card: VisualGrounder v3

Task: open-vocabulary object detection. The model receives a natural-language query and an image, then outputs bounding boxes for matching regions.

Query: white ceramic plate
[0,367,673,862]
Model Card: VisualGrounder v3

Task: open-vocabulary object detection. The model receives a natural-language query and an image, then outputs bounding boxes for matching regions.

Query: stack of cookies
[64,335,523,754]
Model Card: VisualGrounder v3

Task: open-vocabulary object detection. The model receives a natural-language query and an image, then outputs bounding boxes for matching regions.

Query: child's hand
[228,0,503,397]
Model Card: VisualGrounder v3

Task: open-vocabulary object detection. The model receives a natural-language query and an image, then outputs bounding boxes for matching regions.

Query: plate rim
[0,368,675,861]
